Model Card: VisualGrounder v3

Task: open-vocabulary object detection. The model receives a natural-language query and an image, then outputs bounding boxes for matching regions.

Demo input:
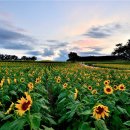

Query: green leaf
[123,121,130,126]
[78,122,91,130]
[41,105,49,111]
[46,117,57,125]
[1,114,13,121]
[3,95,10,102]
[111,114,123,129]
[58,98,66,105]
[58,114,68,123]
[0,112,5,119]
[117,106,130,116]
[94,119,108,130]
[58,92,67,100]
[0,118,26,130]
[30,113,42,130]
[0,122,12,130]
[42,126,54,130]
[9,90,17,96]
[10,118,26,130]
[80,110,91,115]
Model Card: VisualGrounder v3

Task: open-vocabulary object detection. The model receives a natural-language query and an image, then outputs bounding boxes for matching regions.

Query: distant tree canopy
[0,54,37,61]
[68,52,79,61]
[112,39,130,60]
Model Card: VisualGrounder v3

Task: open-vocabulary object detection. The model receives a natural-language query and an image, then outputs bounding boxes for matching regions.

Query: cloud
[83,23,122,38]
[79,51,103,56]
[72,47,104,56]
[54,50,69,61]
[0,41,32,50]
[43,48,54,56]
[27,48,55,57]
[88,47,103,52]
[46,40,59,43]
[27,50,42,56]
[54,42,68,48]
[0,27,37,50]
[45,41,69,49]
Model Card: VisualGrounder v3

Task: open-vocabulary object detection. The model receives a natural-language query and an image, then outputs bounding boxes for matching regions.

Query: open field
[90,64,130,70]
[0,61,130,130]
[85,60,130,70]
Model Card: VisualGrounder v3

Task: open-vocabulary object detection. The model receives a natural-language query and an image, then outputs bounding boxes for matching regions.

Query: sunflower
[28,82,34,90]
[104,80,110,86]
[104,86,113,94]
[1,78,5,83]
[118,84,125,91]
[91,89,97,95]
[93,104,110,120]
[88,86,92,91]
[56,78,61,83]
[74,88,78,100]
[20,72,24,76]
[96,83,100,86]
[113,85,118,91]
[63,83,68,89]
[15,92,32,116]
[20,78,25,82]
[0,82,3,88]
[35,78,41,84]
[14,78,17,83]
[7,78,11,85]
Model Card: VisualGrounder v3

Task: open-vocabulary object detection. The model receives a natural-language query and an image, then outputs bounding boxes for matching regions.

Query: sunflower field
[0,62,130,130]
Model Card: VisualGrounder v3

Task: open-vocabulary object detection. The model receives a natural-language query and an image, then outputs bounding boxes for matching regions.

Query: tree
[21,56,28,60]
[68,52,79,59]
[31,56,37,61]
[112,39,130,60]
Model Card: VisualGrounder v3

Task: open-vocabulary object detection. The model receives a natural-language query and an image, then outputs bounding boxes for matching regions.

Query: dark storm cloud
[0,27,37,50]
[83,23,122,38]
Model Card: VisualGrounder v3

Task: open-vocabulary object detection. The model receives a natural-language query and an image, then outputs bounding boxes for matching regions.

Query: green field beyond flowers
[0,62,130,130]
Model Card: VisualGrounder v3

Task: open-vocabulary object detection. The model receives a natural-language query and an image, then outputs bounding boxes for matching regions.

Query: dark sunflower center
[22,101,30,111]
[96,106,104,114]
[106,88,111,92]
[89,87,92,89]
[105,82,108,84]
[120,86,124,89]
[114,86,117,89]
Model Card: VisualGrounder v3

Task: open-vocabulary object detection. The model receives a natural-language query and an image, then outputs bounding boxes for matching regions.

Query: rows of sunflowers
[0,62,130,130]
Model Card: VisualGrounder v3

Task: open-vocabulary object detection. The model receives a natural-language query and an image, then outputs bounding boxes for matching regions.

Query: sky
[0,0,130,61]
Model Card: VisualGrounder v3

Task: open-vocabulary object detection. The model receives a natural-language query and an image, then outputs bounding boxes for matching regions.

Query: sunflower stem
[28,110,32,130]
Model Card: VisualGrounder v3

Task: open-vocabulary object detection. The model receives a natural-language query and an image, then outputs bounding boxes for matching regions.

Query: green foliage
[0,62,130,129]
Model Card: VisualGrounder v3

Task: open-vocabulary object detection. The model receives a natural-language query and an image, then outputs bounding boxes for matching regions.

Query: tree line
[112,39,130,60]
[68,39,130,61]
[0,54,37,61]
